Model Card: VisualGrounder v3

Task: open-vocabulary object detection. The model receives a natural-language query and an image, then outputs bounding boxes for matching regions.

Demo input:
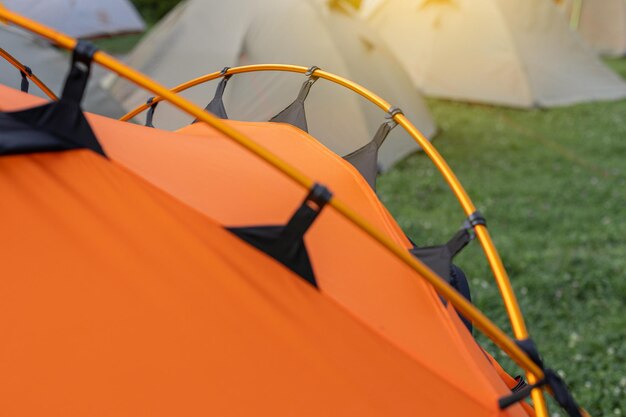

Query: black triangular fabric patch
[410,228,471,282]
[0,40,105,158]
[410,228,473,332]
[0,100,105,157]
[269,77,317,132]
[228,225,316,287]
[227,184,331,288]
[343,140,379,190]
[343,121,394,191]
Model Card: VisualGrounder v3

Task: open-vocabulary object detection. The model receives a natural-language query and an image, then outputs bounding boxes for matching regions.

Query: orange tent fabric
[0,149,498,416]
[0,85,529,416]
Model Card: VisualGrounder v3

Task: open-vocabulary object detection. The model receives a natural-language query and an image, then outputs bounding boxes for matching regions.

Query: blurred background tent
[558,0,626,56]
[360,0,626,107]
[1,0,146,38]
[0,25,125,118]
[104,0,436,170]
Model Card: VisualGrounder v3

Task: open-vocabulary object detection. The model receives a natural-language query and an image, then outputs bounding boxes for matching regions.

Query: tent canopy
[2,0,145,38]
[362,0,626,107]
[106,0,436,170]
[0,82,530,417]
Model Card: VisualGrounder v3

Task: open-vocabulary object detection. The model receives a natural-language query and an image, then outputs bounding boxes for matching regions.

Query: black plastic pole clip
[463,210,487,232]
[272,182,332,283]
[277,183,332,248]
[304,182,333,210]
[73,40,98,67]
[461,211,487,240]
[20,66,32,93]
[145,97,158,128]
[220,66,231,76]
[305,65,320,77]
[61,40,98,104]
[498,338,583,417]
[303,66,320,91]
[386,106,403,120]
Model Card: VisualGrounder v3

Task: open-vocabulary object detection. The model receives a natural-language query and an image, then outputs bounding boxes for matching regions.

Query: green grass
[378,61,626,416]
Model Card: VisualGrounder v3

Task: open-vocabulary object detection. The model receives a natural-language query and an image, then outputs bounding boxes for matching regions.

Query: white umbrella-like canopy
[2,0,145,38]
[105,0,436,170]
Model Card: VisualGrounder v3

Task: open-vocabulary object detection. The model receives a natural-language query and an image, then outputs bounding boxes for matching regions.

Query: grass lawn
[378,61,626,416]
[94,31,624,415]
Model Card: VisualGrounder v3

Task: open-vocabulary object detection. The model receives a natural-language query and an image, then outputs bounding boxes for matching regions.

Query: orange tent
[0,80,534,416]
[0,142,494,417]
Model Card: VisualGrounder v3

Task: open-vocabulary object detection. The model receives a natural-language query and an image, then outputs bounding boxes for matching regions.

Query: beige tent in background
[2,0,145,39]
[362,0,626,107]
[105,0,436,170]
[0,25,125,118]
[559,0,626,56]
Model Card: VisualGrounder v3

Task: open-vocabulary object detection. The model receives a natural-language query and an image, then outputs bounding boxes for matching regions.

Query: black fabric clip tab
[145,97,157,128]
[343,119,397,191]
[227,183,332,288]
[269,72,319,132]
[274,183,331,255]
[193,72,231,122]
[409,227,474,331]
[498,338,583,417]
[20,66,32,93]
[61,40,98,104]
[374,119,397,147]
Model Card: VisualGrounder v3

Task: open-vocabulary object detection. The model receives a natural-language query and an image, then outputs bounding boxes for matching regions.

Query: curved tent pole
[0,47,58,100]
[120,65,553,415]
[2,9,592,417]
[120,67,532,345]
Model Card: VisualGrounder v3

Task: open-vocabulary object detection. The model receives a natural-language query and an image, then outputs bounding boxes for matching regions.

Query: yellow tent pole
[121,67,530,334]
[120,62,548,414]
[1,9,587,416]
[0,47,58,100]
[0,2,7,24]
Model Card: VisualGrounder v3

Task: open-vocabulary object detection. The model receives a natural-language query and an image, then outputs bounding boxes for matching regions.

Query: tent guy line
[0,7,593,417]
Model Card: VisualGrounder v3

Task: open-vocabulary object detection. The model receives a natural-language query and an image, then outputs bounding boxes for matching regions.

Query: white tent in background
[105,0,437,170]
[362,0,626,107]
[0,25,125,118]
[2,0,145,38]
[559,0,626,56]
